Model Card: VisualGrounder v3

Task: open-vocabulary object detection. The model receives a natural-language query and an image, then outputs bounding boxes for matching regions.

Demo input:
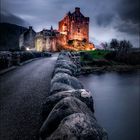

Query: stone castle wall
[19,26,36,50]
[59,7,89,42]
[34,7,94,52]
[35,34,58,52]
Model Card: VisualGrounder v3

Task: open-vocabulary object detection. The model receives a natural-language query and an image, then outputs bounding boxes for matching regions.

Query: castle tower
[58,7,89,42]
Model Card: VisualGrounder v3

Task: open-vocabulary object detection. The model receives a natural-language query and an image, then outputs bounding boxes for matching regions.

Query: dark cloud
[95,13,114,27]
[93,0,140,35]
[117,0,140,24]
[115,21,139,35]
[0,9,29,27]
[113,0,140,36]
[0,0,139,47]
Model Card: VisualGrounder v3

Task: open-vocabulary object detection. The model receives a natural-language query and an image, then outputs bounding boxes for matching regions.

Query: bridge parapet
[39,51,108,140]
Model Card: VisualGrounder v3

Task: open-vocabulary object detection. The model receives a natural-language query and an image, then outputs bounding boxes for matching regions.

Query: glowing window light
[26,47,30,51]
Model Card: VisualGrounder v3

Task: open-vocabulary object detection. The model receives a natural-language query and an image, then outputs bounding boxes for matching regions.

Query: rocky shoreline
[39,51,108,140]
[81,65,140,74]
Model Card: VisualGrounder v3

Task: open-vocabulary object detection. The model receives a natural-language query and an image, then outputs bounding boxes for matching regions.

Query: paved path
[0,54,58,140]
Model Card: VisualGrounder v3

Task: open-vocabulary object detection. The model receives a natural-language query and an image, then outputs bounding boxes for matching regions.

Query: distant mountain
[0,23,28,51]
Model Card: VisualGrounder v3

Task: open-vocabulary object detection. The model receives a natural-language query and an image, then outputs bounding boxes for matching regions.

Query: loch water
[78,71,140,140]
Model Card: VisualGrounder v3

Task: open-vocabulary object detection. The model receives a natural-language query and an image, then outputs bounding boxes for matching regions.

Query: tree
[102,42,109,50]
[110,39,119,51]
[110,39,133,53]
[119,40,133,54]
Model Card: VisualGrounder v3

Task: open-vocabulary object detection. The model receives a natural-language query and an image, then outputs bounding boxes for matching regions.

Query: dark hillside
[0,23,27,51]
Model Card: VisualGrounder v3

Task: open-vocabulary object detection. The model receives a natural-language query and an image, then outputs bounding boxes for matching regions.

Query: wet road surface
[0,54,58,140]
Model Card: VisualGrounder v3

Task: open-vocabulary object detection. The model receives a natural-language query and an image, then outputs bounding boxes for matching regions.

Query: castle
[59,7,89,42]
[35,27,59,52]
[19,7,95,51]
[19,26,36,50]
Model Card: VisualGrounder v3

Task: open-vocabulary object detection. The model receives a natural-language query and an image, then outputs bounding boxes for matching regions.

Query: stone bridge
[0,52,108,140]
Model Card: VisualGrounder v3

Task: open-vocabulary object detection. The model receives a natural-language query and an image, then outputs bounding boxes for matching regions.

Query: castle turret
[50,26,53,31]
[58,7,89,42]
[75,7,80,13]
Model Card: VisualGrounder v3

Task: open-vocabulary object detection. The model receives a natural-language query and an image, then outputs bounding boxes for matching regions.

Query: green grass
[81,50,110,59]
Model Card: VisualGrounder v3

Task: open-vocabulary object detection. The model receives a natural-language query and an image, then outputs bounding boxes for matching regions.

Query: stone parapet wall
[39,51,108,140]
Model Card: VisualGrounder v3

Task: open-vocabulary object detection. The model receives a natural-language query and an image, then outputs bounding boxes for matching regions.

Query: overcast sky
[0,0,139,47]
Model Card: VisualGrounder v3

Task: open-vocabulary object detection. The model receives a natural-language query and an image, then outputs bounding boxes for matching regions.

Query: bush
[12,52,20,65]
[0,51,12,70]
[105,51,140,65]
[105,51,116,60]
[0,51,52,71]
[80,52,93,61]
[20,51,35,62]
[43,52,52,57]
[118,52,140,65]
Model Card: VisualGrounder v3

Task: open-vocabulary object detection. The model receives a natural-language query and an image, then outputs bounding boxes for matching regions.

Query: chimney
[75,7,80,13]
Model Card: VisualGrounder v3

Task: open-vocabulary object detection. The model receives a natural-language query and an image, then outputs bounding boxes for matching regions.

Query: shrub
[0,51,12,70]
[105,51,116,60]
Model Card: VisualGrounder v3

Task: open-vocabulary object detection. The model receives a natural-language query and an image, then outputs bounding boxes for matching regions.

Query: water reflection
[78,71,140,140]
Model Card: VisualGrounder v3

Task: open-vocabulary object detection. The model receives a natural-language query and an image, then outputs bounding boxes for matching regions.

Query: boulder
[57,55,71,61]
[57,52,72,61]
[46,113,108,140]
[40,97,95,140]
[50,82,74,95]
[55,60,77,75]
[42,89,94,120]
[51,73,84,89]
[56,60,76,68]
[54,68,73,76]
[55,63,75,75]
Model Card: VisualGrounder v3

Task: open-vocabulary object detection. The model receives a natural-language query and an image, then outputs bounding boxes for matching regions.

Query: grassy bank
[80,50,110,59]
[79,49,140,73]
